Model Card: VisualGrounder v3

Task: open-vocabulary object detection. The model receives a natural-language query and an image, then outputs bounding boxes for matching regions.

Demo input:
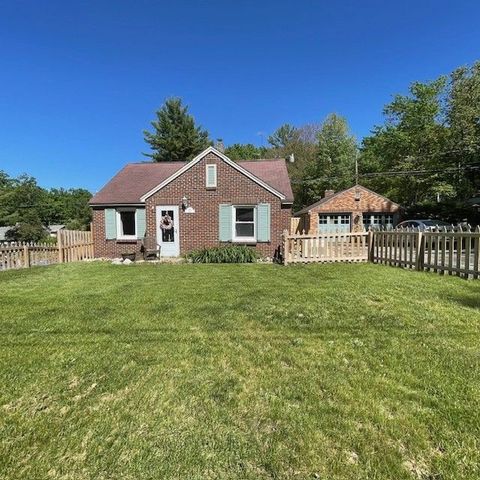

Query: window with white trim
[232,206,256,242]
[206,164,217,188]
[365,213,394,228]
[116,209,137,239]
[318,214,351,225]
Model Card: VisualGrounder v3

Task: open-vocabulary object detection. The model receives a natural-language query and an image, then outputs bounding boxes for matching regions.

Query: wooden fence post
[415,231,425,271]
[23,243,30,268]
[283,229,289,265]
[57,230,63,263]
[368,229,374,262]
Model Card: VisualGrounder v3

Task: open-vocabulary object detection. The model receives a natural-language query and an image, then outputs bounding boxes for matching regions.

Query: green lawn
[0,262,479,479]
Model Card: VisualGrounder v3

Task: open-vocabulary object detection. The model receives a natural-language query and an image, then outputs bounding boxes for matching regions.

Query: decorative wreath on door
[160,214,173,230]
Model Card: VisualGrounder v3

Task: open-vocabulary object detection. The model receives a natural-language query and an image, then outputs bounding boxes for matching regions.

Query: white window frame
[116,208,137,240]
[232,205,257,243]
[318,214,351,225]
[366,213,393,227]
[206,164,217,188]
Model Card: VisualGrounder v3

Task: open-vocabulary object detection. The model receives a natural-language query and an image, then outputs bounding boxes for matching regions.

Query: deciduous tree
[302,114,358,206]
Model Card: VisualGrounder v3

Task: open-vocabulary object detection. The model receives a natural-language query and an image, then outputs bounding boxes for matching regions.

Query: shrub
[5,222,48,243]
[185,245,259,263]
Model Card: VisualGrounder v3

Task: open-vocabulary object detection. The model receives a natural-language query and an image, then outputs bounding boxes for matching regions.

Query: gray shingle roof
[0,226,13,241]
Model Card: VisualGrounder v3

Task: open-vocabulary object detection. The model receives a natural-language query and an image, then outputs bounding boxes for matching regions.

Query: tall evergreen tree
[143,98,210,162]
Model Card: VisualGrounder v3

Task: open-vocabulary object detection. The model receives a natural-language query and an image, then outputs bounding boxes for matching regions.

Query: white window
[365,213,394,229]
[232,206,256,242]
[206,164,217,188]
[366,214,393,225]
[116,208,137,239]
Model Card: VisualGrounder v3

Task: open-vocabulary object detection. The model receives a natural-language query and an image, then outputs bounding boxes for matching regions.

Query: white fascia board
[140,146,286,201]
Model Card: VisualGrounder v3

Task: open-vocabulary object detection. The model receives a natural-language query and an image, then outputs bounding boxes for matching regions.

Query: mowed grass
[0,262,479,480]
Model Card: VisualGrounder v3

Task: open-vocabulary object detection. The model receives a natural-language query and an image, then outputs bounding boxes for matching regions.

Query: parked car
[396,219,455,231]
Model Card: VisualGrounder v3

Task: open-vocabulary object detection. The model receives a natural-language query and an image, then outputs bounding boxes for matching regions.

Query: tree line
[144,61,480,223]
[0,172,91,242]
[3,60,479,242]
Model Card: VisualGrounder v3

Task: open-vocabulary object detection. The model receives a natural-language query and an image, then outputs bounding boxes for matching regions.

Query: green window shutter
[136,208,146,238]
[256,203,271,242]
[219,204,232,241]
[105,208,117,239]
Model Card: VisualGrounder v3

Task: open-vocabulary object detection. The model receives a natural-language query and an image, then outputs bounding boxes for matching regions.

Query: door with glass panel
[156,206,180,256]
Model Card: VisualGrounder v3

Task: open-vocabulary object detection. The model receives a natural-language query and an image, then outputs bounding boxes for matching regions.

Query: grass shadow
[447,294,480,310]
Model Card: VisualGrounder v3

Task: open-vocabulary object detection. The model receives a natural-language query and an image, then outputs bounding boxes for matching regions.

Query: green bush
[185,245,259,263]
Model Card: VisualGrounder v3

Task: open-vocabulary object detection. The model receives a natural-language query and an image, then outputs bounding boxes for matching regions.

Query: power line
[291,162,480,185]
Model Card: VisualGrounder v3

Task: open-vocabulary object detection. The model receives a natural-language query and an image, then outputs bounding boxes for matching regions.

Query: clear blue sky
[1,1,479,193]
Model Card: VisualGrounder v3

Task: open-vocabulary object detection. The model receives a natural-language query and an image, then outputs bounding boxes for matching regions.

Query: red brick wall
[91,209,143,258]
[92,152,292,258]
[299,187,401,234]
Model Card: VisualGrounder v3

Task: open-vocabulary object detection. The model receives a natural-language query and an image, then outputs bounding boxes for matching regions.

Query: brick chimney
[324,189,335,198]
[214,139,225,153]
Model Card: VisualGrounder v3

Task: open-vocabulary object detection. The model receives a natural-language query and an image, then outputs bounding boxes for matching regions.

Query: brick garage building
[89,147,293,259]
[294,185,401,234]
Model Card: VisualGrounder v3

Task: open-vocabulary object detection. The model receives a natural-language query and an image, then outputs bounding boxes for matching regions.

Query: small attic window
[206,164,217,189]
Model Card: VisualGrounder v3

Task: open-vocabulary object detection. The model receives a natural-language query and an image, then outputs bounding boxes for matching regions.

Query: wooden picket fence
[0,229,93,272]
[0,242,58,270]
[57,229,94,263]
[370,226,480,279]
[282,226,480,279]
[282,230,369,264]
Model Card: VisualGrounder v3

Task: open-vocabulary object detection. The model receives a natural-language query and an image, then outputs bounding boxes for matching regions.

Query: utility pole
[353,151,364,232]
[355,152,359,186]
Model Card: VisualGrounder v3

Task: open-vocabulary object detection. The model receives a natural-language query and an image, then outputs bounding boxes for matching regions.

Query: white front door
[156,206,180,257]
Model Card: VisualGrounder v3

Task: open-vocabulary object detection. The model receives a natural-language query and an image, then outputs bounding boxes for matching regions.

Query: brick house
[89,146,293,258]
[294,185,401,234]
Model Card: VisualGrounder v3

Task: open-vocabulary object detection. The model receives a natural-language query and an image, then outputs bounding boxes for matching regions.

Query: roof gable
[140,147,288,202]
[89,148,293,205]
[295,185,400,215]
